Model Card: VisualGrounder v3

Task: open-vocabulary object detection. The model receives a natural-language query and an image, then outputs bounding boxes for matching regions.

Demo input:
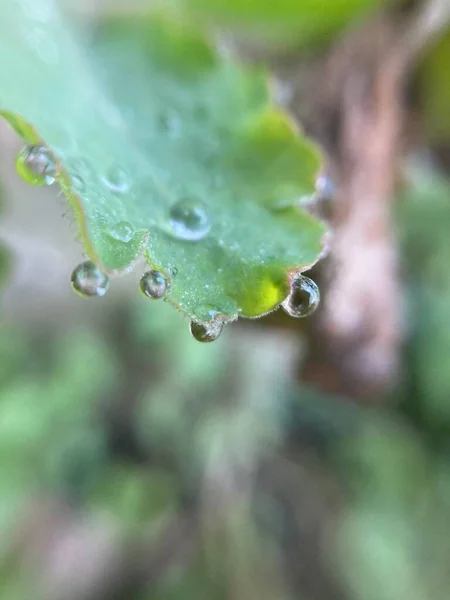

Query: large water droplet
[108,221,134,243]
[282,276,320,318]
[169,199,210,241]
[102,166,129,193]
[16,145,56,186]
[190,320,223,343]
[140,270,168,300]
[71,261,110,298]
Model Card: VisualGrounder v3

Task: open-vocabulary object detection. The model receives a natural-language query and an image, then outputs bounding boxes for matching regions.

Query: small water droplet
[16,145,57,186]
[102,166,129,193]
[169,199,210,241]
[71,174,85,192]
[108,221,134,243]
[213,174,224,189]
[282,276,320,318]
[20,0,55,23]
[25,26,59,64]
[190,320,223,343]
[170,266,179,277]
[315,174,335,200]
[273,79,294,106]
[159,111,182,138]
[102,104,125,128]
[71,261,110,298]
[140,270,168,300]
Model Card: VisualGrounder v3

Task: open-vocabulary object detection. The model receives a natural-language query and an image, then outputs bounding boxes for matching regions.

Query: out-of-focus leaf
[177,0,396,45]
[0,2,326,324]
[398,169,450,424]
[419,32,450,143]
[88,466,178,529]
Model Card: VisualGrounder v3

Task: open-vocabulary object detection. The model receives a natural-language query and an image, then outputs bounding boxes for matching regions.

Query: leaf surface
[0,1,326,322]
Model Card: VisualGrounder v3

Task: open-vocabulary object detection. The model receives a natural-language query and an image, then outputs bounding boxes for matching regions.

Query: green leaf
[419,31,450,143]
[0,2,326,323]
[176,0,395,46]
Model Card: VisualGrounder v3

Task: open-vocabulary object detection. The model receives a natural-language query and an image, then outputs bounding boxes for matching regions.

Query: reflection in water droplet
[71,261,110,298]
[102,166,129,193]
[16,145,56,186]
[140,270,168,300]
[282,276,320,318]
[169,199,210,241]
[190,320,223,343]
[108,221,134,243]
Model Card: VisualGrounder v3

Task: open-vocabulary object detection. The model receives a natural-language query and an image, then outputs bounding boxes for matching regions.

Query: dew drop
[16,145,56,186]
[159,111,182,138]
[108,221,134,243]
[71,174,86,192]
[71,261,110,298]
[190,320,223,343]
[169,199,210,241]
[315,174,335,201]
[102,166,129,193]
[282,276,320,318]
[273,79,294,106]
[25,26,59,64]
[140,270,168,300]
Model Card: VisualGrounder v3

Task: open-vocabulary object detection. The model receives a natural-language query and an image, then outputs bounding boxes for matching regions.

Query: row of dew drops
[17,144,321,342]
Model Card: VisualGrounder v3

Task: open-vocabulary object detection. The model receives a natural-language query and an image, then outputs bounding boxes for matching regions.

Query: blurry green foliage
[0,329,116,541]
[332,168,450,600]
[398,169,450,427]
[339,422,450,600]
[177,0,396,45]
[419,32,450,143]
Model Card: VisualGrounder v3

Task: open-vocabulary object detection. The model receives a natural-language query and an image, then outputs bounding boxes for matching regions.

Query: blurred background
[1,0,450,598]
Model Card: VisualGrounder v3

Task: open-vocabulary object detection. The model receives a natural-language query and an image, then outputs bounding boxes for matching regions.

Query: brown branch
[299,0,450,400]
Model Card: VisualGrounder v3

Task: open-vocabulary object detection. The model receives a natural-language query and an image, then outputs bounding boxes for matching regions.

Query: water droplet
[108,221,134,243]
[159,112,182,138]
[190,320,223,343]
[71,174,85,192]
[140,270,168,300]
[20,0,55,23]
[169,199,210,241]
[25,26,59,64]
[315,174,335,200]
[102,166,129,193]
[213,174,224,189]
[273,79,294,106]
[71,261,110,298]
[282,276,320,318]
[103,104,125,128]
[16,145,56,186]
[170,266,179,277]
